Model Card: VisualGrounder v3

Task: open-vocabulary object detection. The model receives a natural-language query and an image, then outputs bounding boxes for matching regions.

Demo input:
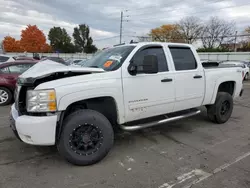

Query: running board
[120,109,201,131]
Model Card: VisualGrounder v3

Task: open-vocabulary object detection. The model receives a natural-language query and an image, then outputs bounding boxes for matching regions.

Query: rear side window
[169,47,197,71]
[0,56,9,62]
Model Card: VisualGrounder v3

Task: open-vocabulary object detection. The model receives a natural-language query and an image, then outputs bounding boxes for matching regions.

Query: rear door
[168,46,205,111]
[0,66,17,90]
[0,63,34,89]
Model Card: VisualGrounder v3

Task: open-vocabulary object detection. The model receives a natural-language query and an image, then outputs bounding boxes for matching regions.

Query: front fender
[57,87,125,124]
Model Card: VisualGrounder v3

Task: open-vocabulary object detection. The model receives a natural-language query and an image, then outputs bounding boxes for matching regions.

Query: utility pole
[119,11,123,44]
[119,10,129,44]
[234,31,238,52]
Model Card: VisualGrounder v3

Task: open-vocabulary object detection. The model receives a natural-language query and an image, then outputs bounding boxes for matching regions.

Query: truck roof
[114,42,193,48]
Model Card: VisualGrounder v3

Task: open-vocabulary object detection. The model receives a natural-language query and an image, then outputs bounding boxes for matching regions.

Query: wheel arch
[211,81,236,104]
[56,96,121,142]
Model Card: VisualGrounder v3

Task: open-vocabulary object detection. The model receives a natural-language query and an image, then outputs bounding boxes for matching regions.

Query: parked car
[11,42,243,165]
[243,61,250,68]
[69,59,89,67]
[41,57,69,65]
[0,60,37,106]
[220,61,249,80]
[0,55,15,64]
[66,58,85,65]
[15,56,35,61]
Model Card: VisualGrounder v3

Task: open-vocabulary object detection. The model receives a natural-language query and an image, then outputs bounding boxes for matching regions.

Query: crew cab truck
[10,42,243,166]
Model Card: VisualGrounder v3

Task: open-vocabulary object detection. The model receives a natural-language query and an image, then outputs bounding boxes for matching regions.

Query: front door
[122,45,175,122]
[168,46,205,111]
[0,66,18,90]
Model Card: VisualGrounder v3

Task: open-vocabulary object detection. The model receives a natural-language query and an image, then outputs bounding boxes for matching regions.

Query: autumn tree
[20,25,50,53]
[41,43,52,53]
[177,16,203,44]
[201,17,235,49]
[150,24,184,43]
[73,24,97,53]
[48,27,75,53]
[2,36,21,52]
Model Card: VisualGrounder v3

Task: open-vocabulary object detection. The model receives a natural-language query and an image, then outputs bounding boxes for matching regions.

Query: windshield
[82,45,135,71]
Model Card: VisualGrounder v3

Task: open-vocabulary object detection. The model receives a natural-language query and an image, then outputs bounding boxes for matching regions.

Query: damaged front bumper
[10,104,58,146]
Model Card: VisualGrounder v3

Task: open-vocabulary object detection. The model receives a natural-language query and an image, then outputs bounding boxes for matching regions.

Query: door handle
[161,78,173,82]
[193,75,202,79]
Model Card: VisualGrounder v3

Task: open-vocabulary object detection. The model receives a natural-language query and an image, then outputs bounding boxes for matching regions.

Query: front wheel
[57,109,114,166]
[207,92,233,124]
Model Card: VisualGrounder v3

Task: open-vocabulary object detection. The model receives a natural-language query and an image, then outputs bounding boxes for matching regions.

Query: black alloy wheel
[69,123,103,156]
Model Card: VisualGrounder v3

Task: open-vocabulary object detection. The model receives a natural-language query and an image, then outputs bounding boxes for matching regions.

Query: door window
[132,47,168,73]
[169,47,197,71]
[8,64,33,74]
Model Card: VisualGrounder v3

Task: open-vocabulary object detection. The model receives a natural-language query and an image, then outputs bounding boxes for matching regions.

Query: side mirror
[142,55,158,74]
[128,62,137,76]
[128,55,158,75]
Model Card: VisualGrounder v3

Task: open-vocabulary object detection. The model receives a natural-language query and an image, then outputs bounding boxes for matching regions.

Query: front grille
[14,86,20,112]
[18,86,28,115]
[14,85,29,115]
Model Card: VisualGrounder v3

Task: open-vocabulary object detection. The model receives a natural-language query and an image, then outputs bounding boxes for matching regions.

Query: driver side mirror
[128,55,158,75]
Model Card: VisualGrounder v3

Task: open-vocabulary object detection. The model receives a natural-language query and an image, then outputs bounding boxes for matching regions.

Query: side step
[120,109,201,131]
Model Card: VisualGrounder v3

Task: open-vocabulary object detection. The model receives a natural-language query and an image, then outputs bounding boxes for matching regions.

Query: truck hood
[18,60,105,86]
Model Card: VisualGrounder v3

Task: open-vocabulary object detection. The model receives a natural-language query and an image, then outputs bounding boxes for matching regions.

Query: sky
[0,0,250,49]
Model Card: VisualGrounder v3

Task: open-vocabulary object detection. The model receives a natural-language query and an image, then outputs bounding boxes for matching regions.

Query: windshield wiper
[88,66,99,68]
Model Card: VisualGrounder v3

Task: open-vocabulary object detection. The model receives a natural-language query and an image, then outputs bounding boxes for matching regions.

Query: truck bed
[202,62,243,69]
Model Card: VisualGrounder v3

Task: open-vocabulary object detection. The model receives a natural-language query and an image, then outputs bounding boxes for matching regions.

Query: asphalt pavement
[1,82,250,188]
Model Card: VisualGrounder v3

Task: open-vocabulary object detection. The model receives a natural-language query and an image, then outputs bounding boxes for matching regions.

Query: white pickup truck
[10,42,243,166]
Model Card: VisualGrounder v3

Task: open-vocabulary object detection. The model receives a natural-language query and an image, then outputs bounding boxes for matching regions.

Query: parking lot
[0,83,250,188]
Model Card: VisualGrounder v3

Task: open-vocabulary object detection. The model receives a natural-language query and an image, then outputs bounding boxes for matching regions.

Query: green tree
[48,27,75,53]
[73,24,97,53]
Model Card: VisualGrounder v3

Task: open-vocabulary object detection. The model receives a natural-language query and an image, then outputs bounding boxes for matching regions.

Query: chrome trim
[120,110,201,131]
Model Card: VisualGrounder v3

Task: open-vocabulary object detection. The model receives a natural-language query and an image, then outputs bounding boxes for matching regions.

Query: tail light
[242,71,244,79]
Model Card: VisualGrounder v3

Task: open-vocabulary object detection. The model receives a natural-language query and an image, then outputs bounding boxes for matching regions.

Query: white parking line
[158,151,250,188]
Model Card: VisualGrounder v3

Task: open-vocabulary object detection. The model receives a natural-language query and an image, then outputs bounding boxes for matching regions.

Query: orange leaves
[20,25,47,53]
[42,43,52,53]
[3,25,52,53]
[150,24,184,43]
[2,36,21,52]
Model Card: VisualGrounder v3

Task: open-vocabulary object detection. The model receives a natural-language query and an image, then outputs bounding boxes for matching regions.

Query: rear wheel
[57,109,114,166]
[244,73,249,80]
[0,87,12,106]
[207,92,233,124]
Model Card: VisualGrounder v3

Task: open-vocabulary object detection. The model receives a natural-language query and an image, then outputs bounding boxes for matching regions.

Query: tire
[207,92,233,124]
[0,87,12,106]
[57,109,114,166]
[244,73,249,81]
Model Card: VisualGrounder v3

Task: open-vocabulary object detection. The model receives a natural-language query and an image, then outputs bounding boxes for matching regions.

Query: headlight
[26,89,57,112]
